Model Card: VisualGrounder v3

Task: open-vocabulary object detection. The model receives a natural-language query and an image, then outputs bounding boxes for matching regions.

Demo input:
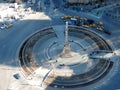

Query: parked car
[13,73,20,79]
[74,16,79,19]
[82,24,89,28]
[96,21,104,26]
[90,23,96,28]
[80,17,88,21]
[61,15,72,20]
[5,24,13,29]
[0,24,6,30]
[5,22,13,29]
[96,27,104,31]
[82,20,90,28]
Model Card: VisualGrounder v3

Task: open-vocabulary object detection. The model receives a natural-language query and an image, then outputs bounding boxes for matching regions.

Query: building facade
[66,0,109,4]
[67,0,97,4]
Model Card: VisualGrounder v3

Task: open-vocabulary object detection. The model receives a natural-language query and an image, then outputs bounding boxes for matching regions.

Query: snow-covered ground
[0,3,51,89]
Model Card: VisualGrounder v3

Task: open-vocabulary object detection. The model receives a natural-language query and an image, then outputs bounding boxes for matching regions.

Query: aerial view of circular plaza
[0,0,120,90]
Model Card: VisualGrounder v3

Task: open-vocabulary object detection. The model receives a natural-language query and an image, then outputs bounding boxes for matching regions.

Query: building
[67,0,94,4]
[66,0,110,4]
[5,0,26,3]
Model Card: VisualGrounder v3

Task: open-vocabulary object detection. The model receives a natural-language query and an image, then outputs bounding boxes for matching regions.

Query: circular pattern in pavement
[19,26,114,89]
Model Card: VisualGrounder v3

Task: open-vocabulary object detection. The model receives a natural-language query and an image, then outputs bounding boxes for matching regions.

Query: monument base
[60,43,78,58]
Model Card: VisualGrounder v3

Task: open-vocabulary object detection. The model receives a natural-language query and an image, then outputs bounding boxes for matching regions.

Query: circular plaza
[19,25,114,89]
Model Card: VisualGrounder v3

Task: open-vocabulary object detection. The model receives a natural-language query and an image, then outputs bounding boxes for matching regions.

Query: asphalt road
[0,14,53,66]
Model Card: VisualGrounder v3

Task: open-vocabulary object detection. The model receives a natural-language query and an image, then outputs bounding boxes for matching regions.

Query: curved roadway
[18,25,114,89]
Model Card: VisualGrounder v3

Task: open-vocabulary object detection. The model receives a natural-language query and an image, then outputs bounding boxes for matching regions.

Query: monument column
[60,21,77,58]
[65,21,69,48]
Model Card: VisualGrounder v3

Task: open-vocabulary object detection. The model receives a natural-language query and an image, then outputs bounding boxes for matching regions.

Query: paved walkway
[27,67,51,86]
